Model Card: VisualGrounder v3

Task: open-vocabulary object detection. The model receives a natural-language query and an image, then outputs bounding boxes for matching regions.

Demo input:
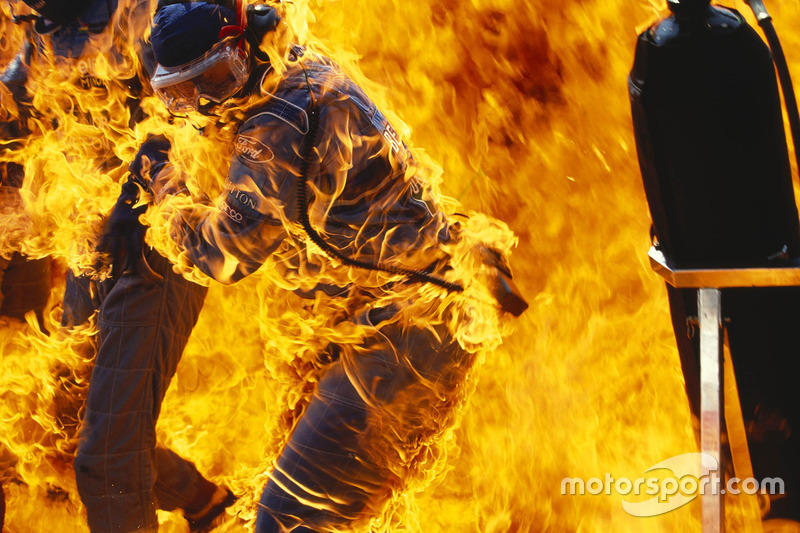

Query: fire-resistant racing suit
[149,48,511,532]
[0,2,218,531]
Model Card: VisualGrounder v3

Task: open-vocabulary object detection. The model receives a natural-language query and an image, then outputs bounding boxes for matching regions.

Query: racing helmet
[149,1,251,114]
[22,0,95,27]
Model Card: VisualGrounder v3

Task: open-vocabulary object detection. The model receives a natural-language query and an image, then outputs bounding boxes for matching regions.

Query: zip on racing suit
[0,2,221,531]
[148,46,510,532]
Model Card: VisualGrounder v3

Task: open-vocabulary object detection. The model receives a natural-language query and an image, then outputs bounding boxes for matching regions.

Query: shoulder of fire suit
[226,47,344,216]
[242,46,378,143]
[223,49,330,223]
[280,48,377,122]
[227,48,390,214]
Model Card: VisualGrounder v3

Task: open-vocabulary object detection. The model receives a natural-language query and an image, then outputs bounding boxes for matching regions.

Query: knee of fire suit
[61,271,109,329]
[255,358,395,533]
[255,505,315,533]
[255,427,377,533]
[74,443,159,532]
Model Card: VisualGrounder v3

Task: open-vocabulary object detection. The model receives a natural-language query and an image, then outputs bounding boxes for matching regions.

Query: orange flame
[3,0,799,531]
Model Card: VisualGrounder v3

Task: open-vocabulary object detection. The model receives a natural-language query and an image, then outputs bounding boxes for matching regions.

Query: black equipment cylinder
[629,2,800,520]
[629,2,800,267]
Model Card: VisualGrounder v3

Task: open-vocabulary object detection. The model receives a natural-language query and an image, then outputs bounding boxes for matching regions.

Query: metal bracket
[648,247,800,533]
[649,248,800,288]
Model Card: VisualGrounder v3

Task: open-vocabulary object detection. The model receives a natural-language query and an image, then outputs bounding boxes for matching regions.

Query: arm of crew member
[153,100,318,284]
[156,162,289,285]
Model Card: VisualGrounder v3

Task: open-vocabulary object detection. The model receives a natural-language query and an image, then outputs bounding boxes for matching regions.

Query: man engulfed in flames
[1,0,524,531]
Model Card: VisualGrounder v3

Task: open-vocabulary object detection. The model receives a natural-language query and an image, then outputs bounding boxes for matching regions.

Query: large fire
[2,0,798,531]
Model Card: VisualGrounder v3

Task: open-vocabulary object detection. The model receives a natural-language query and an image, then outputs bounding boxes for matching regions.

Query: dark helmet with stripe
[22,0,95,27]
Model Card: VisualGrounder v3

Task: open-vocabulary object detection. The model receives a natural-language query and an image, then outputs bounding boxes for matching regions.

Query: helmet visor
[150,37,248,114]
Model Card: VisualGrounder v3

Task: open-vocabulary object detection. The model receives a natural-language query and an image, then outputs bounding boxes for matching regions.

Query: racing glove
[129,133,171,190]
[97,134,171,279]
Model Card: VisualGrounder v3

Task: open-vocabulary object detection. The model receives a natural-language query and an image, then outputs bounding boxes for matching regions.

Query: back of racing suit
[155,49,498,531]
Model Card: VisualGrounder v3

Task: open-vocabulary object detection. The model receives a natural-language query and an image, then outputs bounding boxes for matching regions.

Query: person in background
[1,1,51,332]
[0,1,233,530]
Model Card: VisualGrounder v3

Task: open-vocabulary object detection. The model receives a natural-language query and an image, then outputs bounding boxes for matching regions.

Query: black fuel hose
[746,0,800,175]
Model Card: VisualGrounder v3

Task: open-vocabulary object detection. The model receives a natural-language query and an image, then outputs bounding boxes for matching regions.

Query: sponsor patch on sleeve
[219,177,269,223]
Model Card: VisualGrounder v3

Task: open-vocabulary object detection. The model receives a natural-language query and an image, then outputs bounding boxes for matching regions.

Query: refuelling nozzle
[744,0,772,23]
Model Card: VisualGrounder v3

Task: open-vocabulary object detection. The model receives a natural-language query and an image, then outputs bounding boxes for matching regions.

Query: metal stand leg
[647,249,800,530]
[723,340,765,532]
[699,288,724,533]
